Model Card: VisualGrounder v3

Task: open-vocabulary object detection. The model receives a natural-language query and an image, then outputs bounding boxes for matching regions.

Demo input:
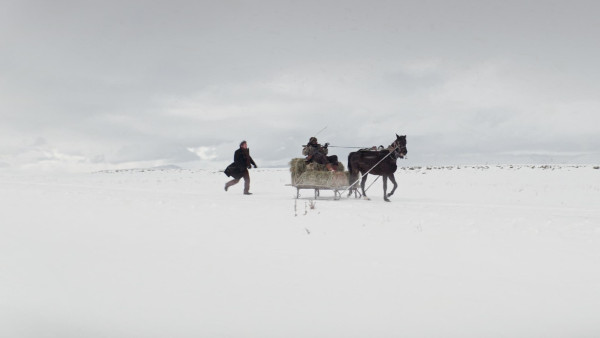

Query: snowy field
[1,165,599,337]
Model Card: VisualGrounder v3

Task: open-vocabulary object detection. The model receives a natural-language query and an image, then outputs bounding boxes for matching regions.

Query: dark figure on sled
[302,137,339,172]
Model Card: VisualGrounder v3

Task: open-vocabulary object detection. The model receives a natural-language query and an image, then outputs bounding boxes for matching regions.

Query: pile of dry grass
[290,158,348,187]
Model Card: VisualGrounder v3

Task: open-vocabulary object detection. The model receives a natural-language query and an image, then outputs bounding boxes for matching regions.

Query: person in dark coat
[224,140,257,195]
[302,137,338,171]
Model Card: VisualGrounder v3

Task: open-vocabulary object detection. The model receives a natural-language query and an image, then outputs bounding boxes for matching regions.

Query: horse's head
[392,134,407,159]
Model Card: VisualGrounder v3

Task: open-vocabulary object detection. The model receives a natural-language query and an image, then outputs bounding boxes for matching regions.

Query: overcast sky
[1,0,599,171]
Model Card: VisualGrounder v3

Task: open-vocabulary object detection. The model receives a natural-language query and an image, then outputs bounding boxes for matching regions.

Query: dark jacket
[234,148,256,169]
[302,143,328,157]
[225,148,256,179]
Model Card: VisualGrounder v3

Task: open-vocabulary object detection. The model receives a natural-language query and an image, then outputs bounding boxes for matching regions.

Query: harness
[341,141,405,196]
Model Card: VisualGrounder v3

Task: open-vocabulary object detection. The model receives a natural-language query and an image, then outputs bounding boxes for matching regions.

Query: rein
[326,145,371,149]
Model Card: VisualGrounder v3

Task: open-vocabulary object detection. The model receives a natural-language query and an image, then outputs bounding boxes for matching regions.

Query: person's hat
[309,137,317,143]
[240,140,247,147]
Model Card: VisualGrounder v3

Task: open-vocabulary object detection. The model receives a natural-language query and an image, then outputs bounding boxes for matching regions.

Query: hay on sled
[290,158,345,174]
[290,158,348,187]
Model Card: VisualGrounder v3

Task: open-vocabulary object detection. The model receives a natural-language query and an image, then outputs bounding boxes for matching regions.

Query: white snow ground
[1,165,599,337]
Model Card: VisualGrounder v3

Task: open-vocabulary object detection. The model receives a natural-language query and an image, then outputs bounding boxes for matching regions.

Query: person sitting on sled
[302,137,338,171]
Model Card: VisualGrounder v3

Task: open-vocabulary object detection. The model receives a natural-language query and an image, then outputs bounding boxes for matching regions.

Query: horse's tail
[347,152,358,187]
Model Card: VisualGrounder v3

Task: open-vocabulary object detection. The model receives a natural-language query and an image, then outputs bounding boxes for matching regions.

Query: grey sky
[1,0,599,171]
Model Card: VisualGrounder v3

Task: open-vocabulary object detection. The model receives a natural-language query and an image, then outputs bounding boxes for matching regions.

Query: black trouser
[310,153,338,166]
[225,170,250,193]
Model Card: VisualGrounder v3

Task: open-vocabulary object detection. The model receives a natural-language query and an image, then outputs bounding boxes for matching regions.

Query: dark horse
[347,134,407,202]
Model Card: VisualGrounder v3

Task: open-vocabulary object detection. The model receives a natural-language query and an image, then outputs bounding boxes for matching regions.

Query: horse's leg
[348,169,359,198]
[387,174,398,198]
[361,174,369,199]
[347,156,359,197]
[383,175,390,202]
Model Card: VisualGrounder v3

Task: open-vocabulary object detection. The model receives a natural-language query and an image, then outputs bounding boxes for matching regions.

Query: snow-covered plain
[1,165,599,337]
